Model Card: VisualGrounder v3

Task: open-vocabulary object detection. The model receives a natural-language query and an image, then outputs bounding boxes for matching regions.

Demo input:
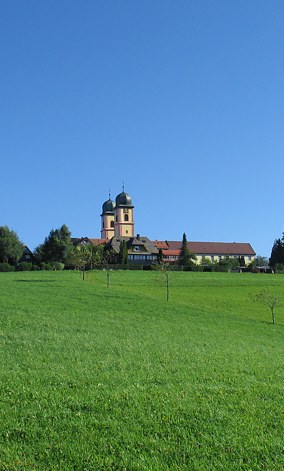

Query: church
[93,189,256,265]
[100,190,135,239]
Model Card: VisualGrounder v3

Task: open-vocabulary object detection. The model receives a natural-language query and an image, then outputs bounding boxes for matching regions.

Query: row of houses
[72,235,256,266]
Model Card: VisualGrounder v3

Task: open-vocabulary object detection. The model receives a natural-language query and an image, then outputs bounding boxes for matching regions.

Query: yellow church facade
[101,191,134,239]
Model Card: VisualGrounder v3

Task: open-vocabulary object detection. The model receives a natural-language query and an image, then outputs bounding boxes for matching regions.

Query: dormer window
[133,246,140,252]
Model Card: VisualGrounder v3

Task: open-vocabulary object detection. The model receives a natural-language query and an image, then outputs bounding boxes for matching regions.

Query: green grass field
[1,270,284,470]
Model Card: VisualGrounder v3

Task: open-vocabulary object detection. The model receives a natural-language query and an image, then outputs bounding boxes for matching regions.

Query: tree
[253,289,280,324]
[248,256,269,271]
[157,248,163,264]
[155,262,171,301]
[119,240,128,265]
[35,224,72,264]
[178,233,196,267]
[66,244,104,270]
[269,235,284,268]
[217,256,239,272]
[0,226,23,265]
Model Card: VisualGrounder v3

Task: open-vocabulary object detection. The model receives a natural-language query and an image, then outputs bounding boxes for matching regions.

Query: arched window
[124,214,129,221]
[110,220,114,228]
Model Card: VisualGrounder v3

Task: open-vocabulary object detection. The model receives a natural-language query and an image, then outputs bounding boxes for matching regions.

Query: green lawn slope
[1,270,284,470]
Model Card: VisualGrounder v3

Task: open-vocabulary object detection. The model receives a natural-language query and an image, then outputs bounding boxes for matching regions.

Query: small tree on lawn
[178,233,196,268]
[155,262,171,301]
[253,289,281,324]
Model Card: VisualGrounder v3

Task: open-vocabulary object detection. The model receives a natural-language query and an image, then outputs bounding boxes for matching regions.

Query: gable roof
[71,237,107,246]
[166,241,255,256]
[109,236,159,255]
[153,240,169,250]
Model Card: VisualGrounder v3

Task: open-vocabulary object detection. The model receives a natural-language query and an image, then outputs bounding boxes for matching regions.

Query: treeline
[1,225,284,272]
[0,224,112,272]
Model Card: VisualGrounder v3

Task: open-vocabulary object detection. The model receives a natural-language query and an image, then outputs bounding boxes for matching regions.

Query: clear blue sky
[1,1,283,257]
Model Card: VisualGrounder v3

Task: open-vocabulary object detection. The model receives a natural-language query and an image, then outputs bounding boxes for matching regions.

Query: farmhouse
[75,189,256,265]
[159,241,255,266]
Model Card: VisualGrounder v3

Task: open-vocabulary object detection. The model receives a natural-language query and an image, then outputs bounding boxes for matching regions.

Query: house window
[133,246,140,252]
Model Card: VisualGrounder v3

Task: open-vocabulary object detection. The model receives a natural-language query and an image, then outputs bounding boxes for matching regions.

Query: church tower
[114,190,134,237]
[100,196,115,239]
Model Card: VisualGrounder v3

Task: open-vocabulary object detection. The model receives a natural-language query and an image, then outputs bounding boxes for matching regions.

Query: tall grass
[1,270,284,470]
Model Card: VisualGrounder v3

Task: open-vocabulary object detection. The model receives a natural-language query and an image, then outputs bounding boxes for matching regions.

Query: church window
[111,220,114,227]
[124,214,129,221]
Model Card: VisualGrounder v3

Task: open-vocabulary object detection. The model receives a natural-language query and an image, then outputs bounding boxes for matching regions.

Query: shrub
[40,262,53,270]
[0,263,15,272]
[275,263,284,274]
[17,262,32,271]
[50,262,65,270]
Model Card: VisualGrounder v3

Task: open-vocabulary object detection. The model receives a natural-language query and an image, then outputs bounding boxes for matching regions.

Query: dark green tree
[238,256,246,266]
[119,240,128,265]
[157,248,163,264]
[269,235,284,268]
[34,224,72,264]
[178,233,196,267]
[0,226,23,265]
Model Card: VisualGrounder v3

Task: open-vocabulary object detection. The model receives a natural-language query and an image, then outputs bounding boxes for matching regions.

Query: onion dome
[115,191,133,207]
[101,198,115,214]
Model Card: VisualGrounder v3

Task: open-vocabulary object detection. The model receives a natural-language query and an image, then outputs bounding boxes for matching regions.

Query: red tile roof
[162,249,180,256]
[166,241,255,256]
[153,240,169,249]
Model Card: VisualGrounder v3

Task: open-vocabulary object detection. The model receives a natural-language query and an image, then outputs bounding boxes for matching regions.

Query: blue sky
[1,1,283,257]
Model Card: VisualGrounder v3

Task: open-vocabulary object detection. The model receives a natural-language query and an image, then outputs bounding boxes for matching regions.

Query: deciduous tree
[34,224,72,264]
[0,226,23,265]
[253,289,280,324]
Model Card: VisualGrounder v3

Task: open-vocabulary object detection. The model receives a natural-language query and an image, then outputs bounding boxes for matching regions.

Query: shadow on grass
[14,279,57,283]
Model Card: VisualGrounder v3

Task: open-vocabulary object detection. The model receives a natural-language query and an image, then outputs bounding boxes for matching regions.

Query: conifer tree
[119,240,128,265]
[269,235,284,268]
[178,233,196,267]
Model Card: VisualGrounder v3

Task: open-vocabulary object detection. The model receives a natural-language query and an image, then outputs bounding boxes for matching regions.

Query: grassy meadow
[1,270,284,470]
